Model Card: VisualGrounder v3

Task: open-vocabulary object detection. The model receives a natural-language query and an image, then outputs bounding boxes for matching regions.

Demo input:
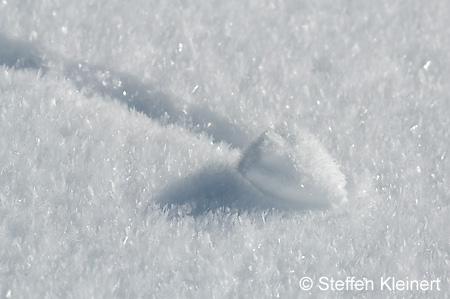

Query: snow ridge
[1,34,347,213]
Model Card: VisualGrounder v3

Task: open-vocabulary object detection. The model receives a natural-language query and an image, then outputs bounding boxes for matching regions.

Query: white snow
[238,122,348,209]
[1,0,450,298]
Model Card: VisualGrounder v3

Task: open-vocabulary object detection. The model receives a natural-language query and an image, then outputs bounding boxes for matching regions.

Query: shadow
[151,165,332,217]
[0,33,45,70]
[64,62,181,122]
[0,32,250,148]
[152,166,274,216]
[64,62,251,148]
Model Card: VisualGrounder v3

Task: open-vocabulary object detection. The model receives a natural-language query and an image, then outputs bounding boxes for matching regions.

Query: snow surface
[238,122,348,209]
[1,0,449,298]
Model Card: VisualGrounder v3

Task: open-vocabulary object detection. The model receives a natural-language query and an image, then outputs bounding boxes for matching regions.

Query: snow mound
[238,122,348,209]
[157,122,348,215]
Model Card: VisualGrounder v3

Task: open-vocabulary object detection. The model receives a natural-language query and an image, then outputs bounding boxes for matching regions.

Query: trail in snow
[1,33,349,213]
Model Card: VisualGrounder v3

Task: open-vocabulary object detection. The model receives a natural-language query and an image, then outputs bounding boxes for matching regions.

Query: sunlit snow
[238,122,347,209]
[1,0,449,298]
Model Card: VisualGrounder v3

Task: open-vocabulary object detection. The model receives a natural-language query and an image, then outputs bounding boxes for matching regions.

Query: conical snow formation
[238,123,348,209]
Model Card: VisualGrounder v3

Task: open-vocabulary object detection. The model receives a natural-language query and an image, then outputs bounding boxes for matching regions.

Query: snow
[238,122,348,209]
[1,0,450,298]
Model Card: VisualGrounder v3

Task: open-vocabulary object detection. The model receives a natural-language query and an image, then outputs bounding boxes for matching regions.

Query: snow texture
[1,0,450,298]
[238,122,348,209]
